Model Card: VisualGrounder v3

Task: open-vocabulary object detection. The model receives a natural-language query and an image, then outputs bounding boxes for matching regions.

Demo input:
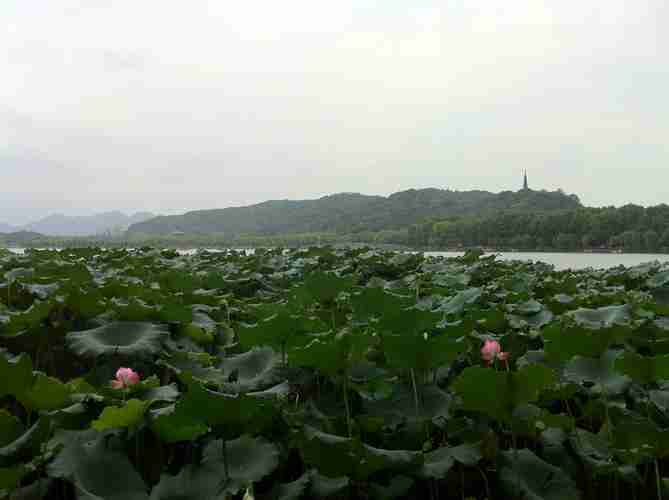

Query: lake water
[423,251,669,271]
[4,247,669,271]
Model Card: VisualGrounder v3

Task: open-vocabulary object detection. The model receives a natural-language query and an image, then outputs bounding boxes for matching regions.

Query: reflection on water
[4,247,669,271]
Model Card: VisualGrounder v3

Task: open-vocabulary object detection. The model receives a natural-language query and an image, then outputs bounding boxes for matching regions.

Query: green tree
[643,230,659,252]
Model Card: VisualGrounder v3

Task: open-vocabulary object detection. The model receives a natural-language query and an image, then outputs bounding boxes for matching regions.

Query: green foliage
[2,246,669,499]
[66,321,169,358]
[126,188,582,238]
[47,429,149,500]
[498,448,582,500]
[452,364,557,422]
[92,399,151,431]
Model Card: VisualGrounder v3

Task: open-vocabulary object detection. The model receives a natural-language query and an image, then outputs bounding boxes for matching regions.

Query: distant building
[522,170,529,191]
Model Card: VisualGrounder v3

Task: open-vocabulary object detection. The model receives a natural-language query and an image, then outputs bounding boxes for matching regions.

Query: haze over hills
[127,188,581,236]
[0,211,155,237]
[0,222,17,233]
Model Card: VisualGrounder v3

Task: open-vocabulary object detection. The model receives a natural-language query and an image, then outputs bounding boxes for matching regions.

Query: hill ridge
[127,187,581,236]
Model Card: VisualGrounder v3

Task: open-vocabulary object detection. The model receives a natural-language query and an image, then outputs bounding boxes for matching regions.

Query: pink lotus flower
[481,339,509,365]
[111,367,140,389]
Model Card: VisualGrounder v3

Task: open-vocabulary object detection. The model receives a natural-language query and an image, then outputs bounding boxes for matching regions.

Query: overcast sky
[1,1,667,225]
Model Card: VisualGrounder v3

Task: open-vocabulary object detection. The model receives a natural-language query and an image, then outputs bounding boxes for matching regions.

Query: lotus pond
[2,246,669,499]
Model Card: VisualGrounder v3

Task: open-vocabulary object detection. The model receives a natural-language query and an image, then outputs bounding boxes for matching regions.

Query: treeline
[1,230,408,251]
[408,204,669,252]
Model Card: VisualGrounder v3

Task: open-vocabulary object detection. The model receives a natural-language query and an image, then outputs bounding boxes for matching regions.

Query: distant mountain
[128,188,582,236]
[24,211,155,237]
[0,231,45,245]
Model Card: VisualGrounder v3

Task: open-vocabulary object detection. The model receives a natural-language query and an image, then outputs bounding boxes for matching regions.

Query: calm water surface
[5,247,669,271]
[424,251,669,271]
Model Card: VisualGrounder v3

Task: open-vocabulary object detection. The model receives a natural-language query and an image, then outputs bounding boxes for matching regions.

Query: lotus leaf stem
[656,459,663,500]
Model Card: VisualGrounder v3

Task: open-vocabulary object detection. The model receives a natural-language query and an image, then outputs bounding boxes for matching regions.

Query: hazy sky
[1,1,667,225]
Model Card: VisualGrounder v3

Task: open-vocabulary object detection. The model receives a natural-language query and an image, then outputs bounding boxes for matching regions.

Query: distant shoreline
[2,243,669,257]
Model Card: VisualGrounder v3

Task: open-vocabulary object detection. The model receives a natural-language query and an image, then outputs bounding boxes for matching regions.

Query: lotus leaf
[66,321,168,358]
[498,448,582,500]
[452,364,557,422]
[47,429,149,500]
[149,435,279,499]
[92,399,151,431]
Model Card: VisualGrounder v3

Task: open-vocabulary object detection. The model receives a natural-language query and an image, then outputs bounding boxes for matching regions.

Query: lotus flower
[481,339,509,365]
[111,367,140,389]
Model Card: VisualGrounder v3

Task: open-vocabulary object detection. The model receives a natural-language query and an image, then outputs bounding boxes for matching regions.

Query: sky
[1,1,667,225]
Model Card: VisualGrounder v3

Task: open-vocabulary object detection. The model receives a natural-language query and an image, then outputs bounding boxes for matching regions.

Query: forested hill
[408,203,669,252]
[127,188,581,236]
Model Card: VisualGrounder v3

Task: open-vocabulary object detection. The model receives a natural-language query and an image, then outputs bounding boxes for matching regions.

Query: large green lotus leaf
[511,404,574,439]
[504,272,533,294]
[452,364,557,423]
[309,470,349,498]
[91,399,151,431]
[151,374,275,442]
[32,261,91,285]
[612,418,669,464]
[351,369,394,402]
[509,309,554,330]
[18,372,71,412]
[217,346,282,393]
[149,435,279,499]
[0,301,52,336]
[239,307,310,352]
[350,287,409,323]
[648,270,669,288]
[157,351,224,385]
[0,417,51,468]
[7,477,54,499]
[472,308,508,333]
[539,428,584,481]
[149,404,209,444]
[296,272,355,306]
[419,442,482,479]
[369,475,413,500]
[272,473,311,500]
[141,384,180,403]
[4,268,33,282]
[513,300,544,316]
[289,329,373,375]
[24,282,60,300]
[377,307,442,337]
[382,328,467,372]
[438,287,482,316]
[543,324,629,363]
[179,374,274,428]
[300,426,422,480]
[0,411,23,448]
[0,354,33,399]
[66,321,168,358]
[178,323,214,346]
[155,300,193,324]
[568,429,615,474]
[112,299,160,322]
[650,389,669,416]
[568,305,631,329]
[363,385,452,429]
[498,449,582,500]
[63,287,106,322]
[614,351,669,384]
[0,464,28,494]
[47,429,149,500]
[564,350,631,396]
[47,402,93,430]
